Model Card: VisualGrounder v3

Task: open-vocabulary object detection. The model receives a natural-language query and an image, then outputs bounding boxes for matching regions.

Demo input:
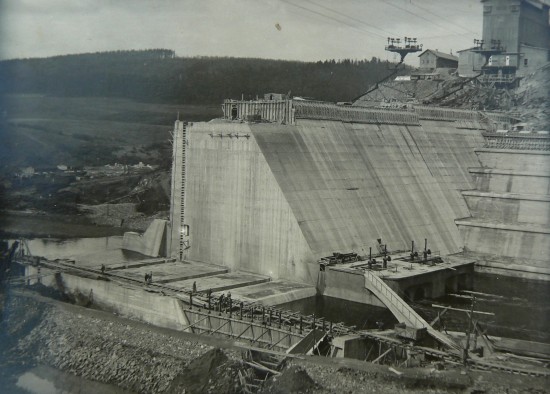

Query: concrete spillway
[170,102,489,285]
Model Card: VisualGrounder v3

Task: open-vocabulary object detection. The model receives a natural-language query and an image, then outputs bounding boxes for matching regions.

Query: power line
[382,0,465,36]
[302,0,396,37]
[407,1,478,35]
[280,0,388,39]
[418,32,473,40]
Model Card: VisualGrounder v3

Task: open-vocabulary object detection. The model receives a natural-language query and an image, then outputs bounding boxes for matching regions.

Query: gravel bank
[3,291,549,394]
[4,292,246,393]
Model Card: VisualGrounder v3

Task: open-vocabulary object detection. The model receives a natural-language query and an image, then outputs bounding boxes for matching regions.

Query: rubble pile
[5,295,249,394]
[167,348,243,394]
[259,365,319,394]
[513,63,550,131]
[433,63,550,130]
[435,82,515,111]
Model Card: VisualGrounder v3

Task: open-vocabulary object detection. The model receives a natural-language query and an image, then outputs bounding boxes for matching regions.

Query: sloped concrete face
[179,117,485,284]
[183,122,316,284]
[252,119,483,258]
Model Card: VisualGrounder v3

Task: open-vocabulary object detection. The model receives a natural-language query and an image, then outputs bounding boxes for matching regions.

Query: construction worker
[192,281,197,293]
[100,264,106,275]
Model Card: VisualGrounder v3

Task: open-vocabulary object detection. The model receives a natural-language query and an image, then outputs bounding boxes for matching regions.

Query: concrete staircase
[364,270,460,352]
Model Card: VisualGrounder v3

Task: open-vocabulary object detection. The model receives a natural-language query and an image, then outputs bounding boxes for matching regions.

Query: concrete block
[122,219,167,257]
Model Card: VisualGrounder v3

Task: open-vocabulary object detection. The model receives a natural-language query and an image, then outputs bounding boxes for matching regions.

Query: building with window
[479,0,550,77]
[418,50,458,71]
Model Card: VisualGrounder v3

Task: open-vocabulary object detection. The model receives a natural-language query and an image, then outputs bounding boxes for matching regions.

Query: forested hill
[0,49,406,104]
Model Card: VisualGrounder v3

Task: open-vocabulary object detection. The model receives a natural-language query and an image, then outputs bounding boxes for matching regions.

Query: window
[524,58,528,66]
[483,5,492,13]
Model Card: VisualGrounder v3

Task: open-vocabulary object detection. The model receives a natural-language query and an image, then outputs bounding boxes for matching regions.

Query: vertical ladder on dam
[363,271,460,352]
[178,122,187,260]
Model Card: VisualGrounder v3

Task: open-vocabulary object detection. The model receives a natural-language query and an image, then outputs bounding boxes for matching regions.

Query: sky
[0,0,483,66]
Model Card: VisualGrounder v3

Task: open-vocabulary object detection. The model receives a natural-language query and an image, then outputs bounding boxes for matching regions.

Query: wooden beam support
[431,304,495,316]
[372,348,392,364]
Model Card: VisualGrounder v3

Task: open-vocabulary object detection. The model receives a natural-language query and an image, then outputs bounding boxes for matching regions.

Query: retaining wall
[470,168,550,195]
[475,149,550,172]
[457,146,550,279]
[26,266,189,331]
[457,221,550,268]
[122,219,167,257]
[463,191,550,226]
[24,266,304,351]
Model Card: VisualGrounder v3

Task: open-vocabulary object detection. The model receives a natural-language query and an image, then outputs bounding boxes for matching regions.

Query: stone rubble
[3,293,550,394]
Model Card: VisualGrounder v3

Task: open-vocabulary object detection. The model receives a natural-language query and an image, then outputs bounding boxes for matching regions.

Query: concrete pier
[320,253,474,307]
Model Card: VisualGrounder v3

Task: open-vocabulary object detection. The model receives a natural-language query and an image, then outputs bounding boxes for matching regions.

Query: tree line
[0,49,408,104]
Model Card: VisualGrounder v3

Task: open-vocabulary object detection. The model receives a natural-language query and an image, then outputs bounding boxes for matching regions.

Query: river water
[279,273,550,344]
[10,237,146,268]
[13,365,134,394]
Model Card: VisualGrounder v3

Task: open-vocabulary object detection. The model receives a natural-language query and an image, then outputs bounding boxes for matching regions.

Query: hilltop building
[457,47,487,77]
[458,0,550,82]
[418,50,458,71]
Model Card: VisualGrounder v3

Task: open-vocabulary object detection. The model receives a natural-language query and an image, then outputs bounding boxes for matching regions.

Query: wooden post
[463,295,476,364]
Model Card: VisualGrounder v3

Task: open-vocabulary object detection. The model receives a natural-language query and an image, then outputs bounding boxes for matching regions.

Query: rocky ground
[1,289,247,394]
[1,288,549,394]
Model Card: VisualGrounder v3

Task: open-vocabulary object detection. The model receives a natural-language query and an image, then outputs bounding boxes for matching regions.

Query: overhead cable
[280,0,388,39]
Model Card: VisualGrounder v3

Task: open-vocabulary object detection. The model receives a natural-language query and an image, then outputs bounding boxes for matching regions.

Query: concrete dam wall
[457,146,550,279]
[171,108,487,284]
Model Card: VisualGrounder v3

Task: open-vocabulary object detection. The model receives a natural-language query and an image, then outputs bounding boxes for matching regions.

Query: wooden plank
[243,360,281,375]
[372,348,392,364]
[431,304,495,316]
